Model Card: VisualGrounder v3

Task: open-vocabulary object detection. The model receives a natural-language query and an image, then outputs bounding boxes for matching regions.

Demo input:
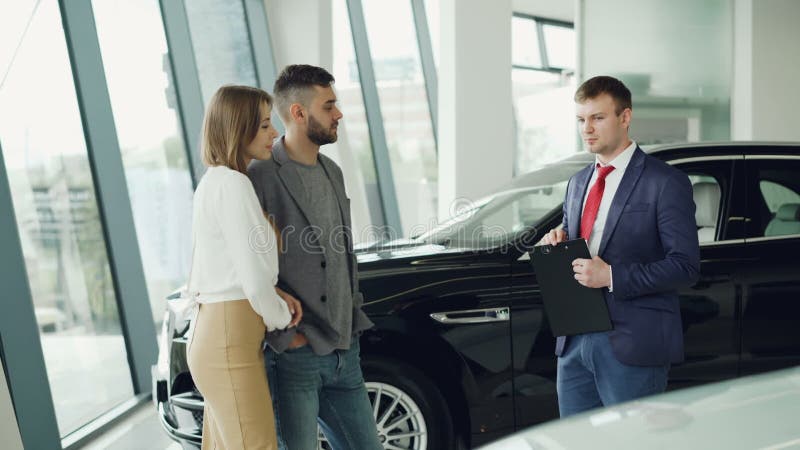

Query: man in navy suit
[542,76,700,417]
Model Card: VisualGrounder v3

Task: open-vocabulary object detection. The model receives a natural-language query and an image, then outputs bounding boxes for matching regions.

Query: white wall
[1,357,24,450]
[264,0,332,69]
[438,0,514,220]
[733,0,800,141]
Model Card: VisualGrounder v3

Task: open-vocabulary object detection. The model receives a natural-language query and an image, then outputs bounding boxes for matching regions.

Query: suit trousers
[187,300,278,450]
[557,332,670,418]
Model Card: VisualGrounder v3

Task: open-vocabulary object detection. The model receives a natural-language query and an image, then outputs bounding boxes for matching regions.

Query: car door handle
[430,307,510,324]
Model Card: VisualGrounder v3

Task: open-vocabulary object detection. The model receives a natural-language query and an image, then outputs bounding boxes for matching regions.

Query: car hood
[480,366,800,450]
[355,241,505,272]
[357,242,450,263]
[354,238,426,252]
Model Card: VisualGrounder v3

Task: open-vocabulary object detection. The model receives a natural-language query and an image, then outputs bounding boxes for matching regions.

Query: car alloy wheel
[318,381,428,449]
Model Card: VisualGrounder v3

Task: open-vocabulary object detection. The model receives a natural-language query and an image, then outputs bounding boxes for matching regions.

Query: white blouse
[187,165,291,331]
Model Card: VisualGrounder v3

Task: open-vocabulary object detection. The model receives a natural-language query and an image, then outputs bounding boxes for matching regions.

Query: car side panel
[360,253,516,443]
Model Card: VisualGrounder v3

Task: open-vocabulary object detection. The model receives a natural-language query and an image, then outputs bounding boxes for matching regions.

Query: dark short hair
[273,65,335,120]
[574,76,632,115]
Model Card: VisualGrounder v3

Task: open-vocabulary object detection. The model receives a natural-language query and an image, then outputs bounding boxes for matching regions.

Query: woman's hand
[275,287,303,328]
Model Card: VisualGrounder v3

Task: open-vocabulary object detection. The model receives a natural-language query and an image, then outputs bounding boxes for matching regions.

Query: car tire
[362,358,456,450]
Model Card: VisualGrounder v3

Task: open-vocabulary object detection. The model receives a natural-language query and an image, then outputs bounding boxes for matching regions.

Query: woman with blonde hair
[186,85,302,449]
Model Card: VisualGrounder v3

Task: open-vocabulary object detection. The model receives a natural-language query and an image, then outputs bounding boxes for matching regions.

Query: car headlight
[156,310,170,374]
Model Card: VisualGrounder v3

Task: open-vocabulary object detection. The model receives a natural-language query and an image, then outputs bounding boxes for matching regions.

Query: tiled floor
[77,402,180,450]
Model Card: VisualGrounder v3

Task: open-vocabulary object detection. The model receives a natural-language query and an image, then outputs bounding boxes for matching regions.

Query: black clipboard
[530,238,612,337]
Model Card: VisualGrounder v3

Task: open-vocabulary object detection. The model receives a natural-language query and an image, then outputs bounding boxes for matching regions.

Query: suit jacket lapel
[598,147,646,257]
[569,163,595,240]
[272,138,324,229]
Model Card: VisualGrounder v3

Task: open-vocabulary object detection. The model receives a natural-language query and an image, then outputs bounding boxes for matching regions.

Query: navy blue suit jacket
[554,147,700,366]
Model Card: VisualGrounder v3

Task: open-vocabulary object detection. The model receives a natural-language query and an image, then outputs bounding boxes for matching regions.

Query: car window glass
[688,174,722,243]
[760,180,800,214]
[752,162,800,238]
[420,181,568,247]
[418,161,585,247]
[471,181,569,243]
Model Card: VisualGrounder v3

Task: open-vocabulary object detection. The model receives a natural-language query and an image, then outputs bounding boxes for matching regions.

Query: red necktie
[580,164,616,241]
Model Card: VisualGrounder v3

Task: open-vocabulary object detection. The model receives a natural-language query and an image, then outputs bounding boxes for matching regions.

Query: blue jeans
[556,332,670,418]
[265,341,382,450]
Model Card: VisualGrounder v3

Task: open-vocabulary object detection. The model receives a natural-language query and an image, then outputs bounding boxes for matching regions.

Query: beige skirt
[187,300,277,450]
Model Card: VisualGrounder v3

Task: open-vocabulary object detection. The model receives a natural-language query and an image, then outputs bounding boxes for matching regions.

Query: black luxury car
[152,142,800,449]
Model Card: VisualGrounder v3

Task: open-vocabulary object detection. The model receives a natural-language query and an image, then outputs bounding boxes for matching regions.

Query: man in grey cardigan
[248,65,381,450]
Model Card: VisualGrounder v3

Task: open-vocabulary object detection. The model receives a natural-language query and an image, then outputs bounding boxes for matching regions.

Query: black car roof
[647,141,800,160]
[511,141,800,190]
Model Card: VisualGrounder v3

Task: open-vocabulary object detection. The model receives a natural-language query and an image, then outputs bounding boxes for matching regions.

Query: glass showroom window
[542,23,575,70]
[185,0,258,106]
[362,0,438,237]
[512,15,543,68]
[424,0,440,70]
[0,0,133,437]
[330,0,381,243]
[512,15,576,176]
[92,0,194,327]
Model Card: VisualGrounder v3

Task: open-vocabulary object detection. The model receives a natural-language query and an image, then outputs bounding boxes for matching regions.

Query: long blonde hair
[201,85,273,174]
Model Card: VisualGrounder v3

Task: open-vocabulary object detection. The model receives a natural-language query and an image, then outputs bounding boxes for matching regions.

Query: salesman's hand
[540,228,567,246]
[276,287,303,328]
[572,256,611,289]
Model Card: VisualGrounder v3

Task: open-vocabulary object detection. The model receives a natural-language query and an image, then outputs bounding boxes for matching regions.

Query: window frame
[511,12,574,74]
[670,157,743,246]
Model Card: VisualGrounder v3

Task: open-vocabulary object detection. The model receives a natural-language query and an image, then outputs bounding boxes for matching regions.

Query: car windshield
[417,159,589,248]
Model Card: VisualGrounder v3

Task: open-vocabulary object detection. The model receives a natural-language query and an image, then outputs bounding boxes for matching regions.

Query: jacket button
[320,295,327,303]
[321,261,326,268]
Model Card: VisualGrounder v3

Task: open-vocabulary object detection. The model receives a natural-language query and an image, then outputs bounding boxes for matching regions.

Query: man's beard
[307,114,337,146]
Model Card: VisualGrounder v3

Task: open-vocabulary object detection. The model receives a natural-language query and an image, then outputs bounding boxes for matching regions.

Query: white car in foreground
[481,366,800,450]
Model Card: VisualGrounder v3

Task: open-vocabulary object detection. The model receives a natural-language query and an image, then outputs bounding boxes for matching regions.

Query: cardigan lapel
[318,156,352,229]
[272,138,324,230]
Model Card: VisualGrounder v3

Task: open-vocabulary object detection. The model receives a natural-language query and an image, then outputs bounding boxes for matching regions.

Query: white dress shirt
[188,165,291,331]
[581,140,638,291]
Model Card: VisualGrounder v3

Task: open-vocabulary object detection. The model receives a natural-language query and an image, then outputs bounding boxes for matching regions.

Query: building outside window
[185,0,259,107]
[0,0,134,437]
[93,0,194,327]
